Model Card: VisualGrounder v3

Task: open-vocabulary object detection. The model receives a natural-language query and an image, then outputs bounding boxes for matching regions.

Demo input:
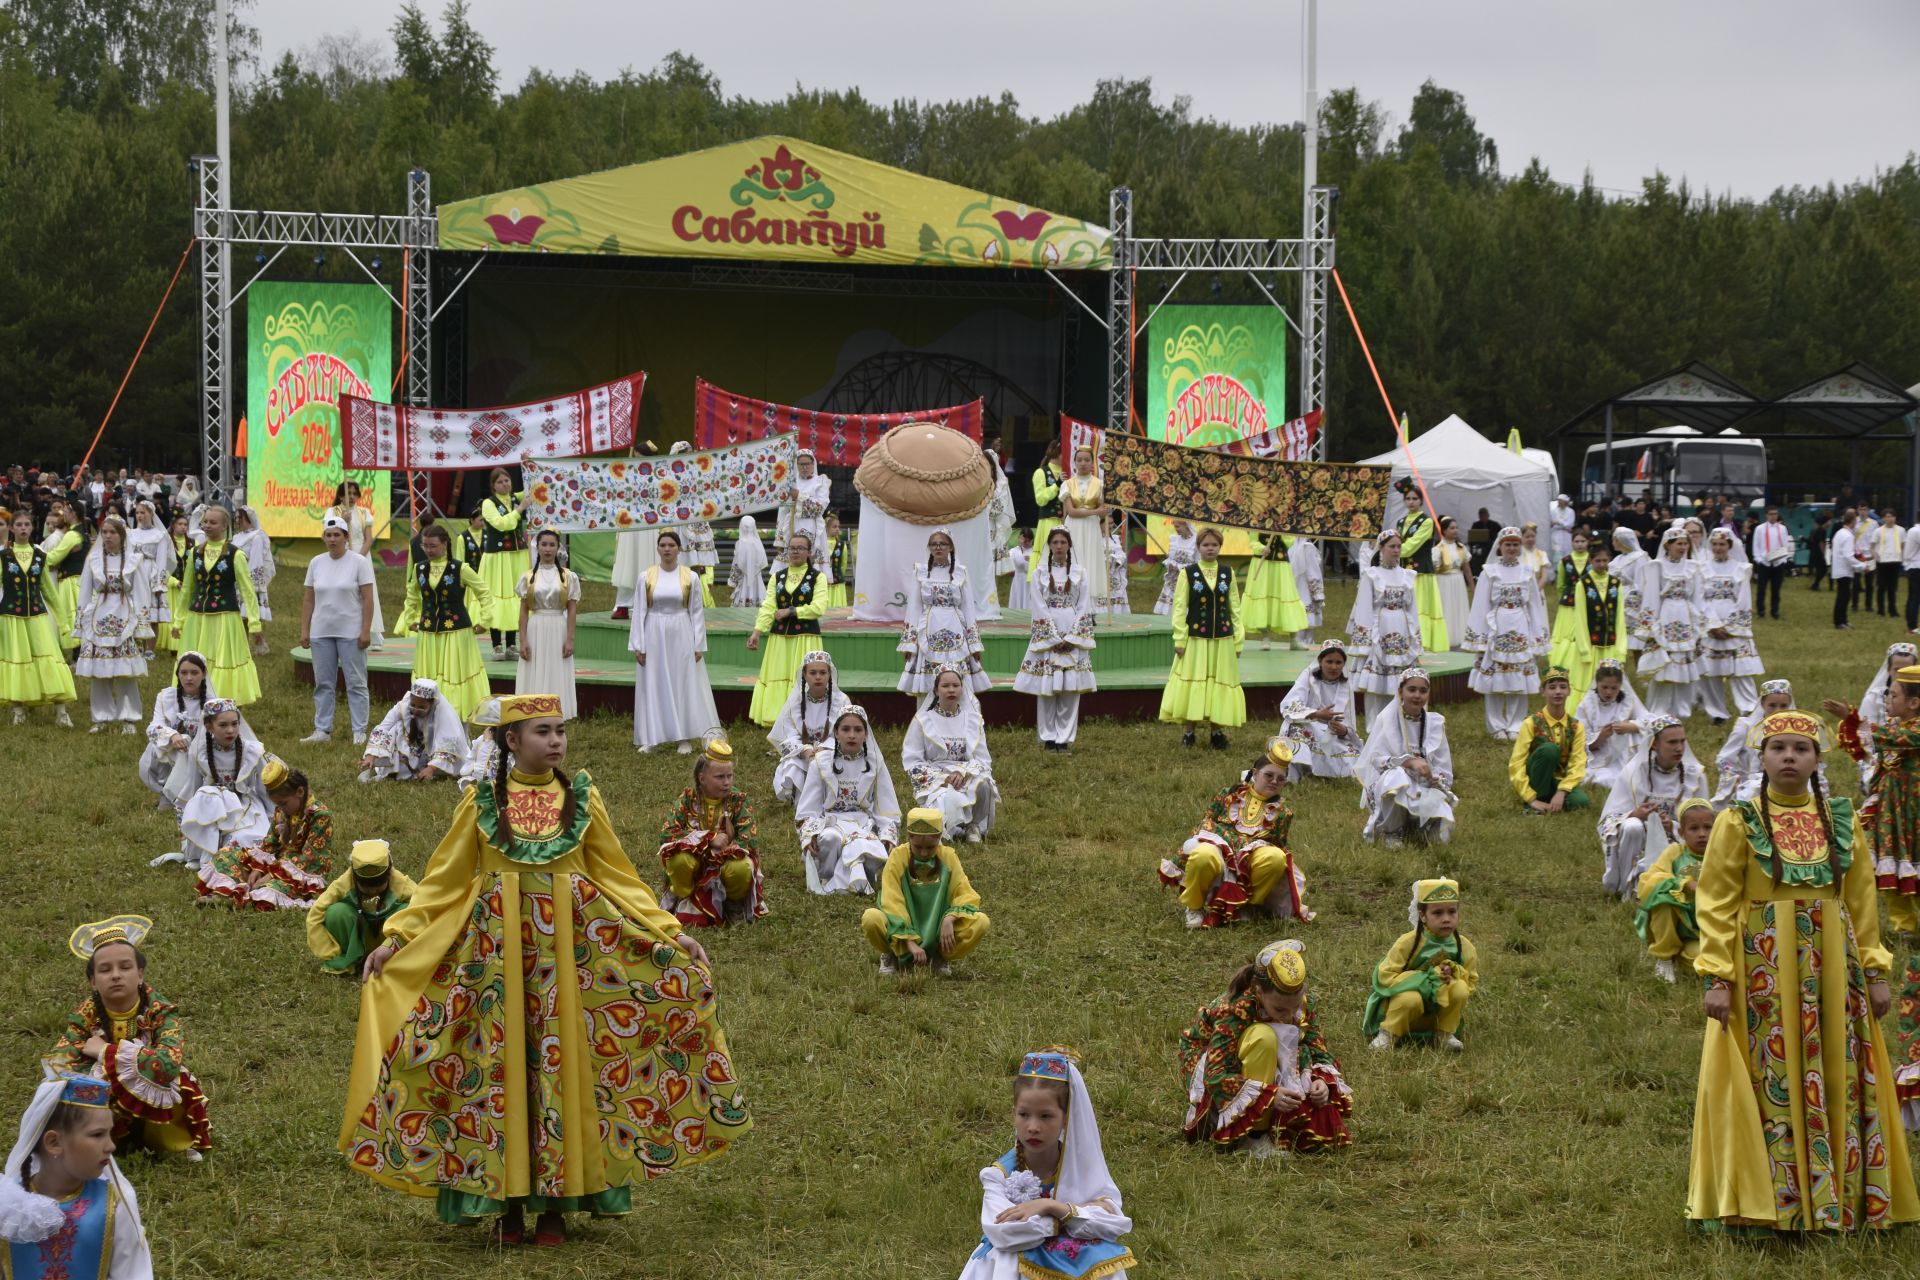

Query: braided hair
[800,658,838,744]
[1044,527,1073,597]
[1755,759,1843,888]
[173,653,208,729]
[203,707,242,793]
[830,709,872,776]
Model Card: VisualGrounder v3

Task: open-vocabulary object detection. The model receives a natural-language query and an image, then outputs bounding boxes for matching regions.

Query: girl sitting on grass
[958,1048,1134,1280]
[195,755,334,912]
[155,699,269,871]
[1633,797,1715,984]
[1364,878,1479,1052]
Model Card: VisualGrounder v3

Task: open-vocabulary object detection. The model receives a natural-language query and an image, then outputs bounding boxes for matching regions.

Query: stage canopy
[438,136,1113,271]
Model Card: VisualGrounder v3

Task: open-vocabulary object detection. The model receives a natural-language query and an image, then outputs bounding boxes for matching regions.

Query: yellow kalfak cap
[69,914,153,959]
[1264,736,1294,769]
[904,808,944,837]
[261,753,291,791]
[349,839,392,878]
[496,694,565,726]
[1746,709,1835,752]
[1258,939,1307,993]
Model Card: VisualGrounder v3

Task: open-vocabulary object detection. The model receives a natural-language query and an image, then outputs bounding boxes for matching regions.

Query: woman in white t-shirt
[299,514,376,745]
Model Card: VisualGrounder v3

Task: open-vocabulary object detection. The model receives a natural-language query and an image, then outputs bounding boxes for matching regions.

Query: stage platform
[292,607,1476,726]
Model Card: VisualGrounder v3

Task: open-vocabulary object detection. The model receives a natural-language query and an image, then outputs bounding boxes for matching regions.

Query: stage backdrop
[246,282,391,538]
[1144,305,1288,555]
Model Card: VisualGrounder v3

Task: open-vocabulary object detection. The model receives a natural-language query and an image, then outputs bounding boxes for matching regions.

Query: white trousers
[1643,681,1696,718]
[1698,676,1757,721]
[1603,815,1669,900]
[1483,693,1528,738]
[1036,693,1082,745]
[89,678,142,723]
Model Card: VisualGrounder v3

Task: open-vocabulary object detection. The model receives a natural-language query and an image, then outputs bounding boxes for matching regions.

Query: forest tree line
[3,0,1917,484]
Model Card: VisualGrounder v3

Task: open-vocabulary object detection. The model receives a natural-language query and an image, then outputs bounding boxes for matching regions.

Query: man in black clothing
[1467,507,1501,573]
[1807,512,1830,591]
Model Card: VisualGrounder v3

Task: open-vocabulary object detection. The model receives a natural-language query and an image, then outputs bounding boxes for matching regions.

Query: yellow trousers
[1179,844,1291,912]
[666,852,755,902]
[860,908,989,961]
[1642,907,1702,962]
[1887,891,1920,935]
[1382,980,1471,1037]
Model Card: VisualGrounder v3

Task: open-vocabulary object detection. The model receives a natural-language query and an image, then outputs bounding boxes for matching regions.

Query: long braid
[1759,784,1782,886]
[492,725,512,819]
[1812,771,1841,886]
[553,763,578,832]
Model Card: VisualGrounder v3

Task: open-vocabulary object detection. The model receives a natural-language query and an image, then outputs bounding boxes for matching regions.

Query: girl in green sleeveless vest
[39,499,86,652]
[1028,440,1064,577]
[1242,534,1309,650]
[153,512,191,658]
[1547,529,1592,672]
[1,508,76,724]
[1160,526,1245,749]
[477,467,530,660]
[395,523,495,722]
[172,505,263,705]
[746,531,828,726]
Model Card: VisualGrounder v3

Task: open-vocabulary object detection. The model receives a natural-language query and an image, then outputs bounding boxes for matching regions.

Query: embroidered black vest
[1582,572,1620,646]
[772,566,821,636]
[170,536,190,584]
[415,560,473,632]
[1036,467,1062,520]
[1558,555,1584,607]
[188,546,242,614]
[1185,563,1235,639]
[463,532,484,570]
[480,496,525,553]
[0,547,49,617]
[830,532,850,581]
[1397,512,1436,573]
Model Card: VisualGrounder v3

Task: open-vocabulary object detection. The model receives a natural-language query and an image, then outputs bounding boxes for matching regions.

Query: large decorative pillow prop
[853,423,994,525]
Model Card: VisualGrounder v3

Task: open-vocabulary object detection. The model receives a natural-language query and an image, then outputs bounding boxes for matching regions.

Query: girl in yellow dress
[745,531,828,727]
[1633,796,1713,984]
[153,512,191,658]
[1242,535,1309,650]
[476,468,530,660]
[1159,527,1244,749]
[342,694,750,1245]
[1,508,77,725]
[1686,709,1920,1234]
[38,499,86,651]
[171,505,263,705]
[394,523,494,723]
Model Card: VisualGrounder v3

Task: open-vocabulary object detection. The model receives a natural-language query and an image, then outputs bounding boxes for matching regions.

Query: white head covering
[1862,642,1920,725]
[768,649,849,748]
[915,660,987,721]
[322,513,351,533]
[1016,1052,1123,1214]
[410,678,440,701]
[1657,524,1693,558]
[1612,526,1639,556]
[1706,526,1749,566]
[1576,660,1649,725]
[0,1074,146,1250]
[732,515,769,584]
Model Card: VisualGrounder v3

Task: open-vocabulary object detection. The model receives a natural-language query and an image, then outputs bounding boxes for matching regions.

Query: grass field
[6,559,1920,1279]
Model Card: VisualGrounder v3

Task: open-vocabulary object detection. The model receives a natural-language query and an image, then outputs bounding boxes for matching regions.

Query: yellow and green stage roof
[437,136,1113,270]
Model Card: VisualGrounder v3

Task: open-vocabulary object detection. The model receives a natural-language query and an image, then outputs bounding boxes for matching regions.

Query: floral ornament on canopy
[522,434,797,534]
[1097,431,1390,541]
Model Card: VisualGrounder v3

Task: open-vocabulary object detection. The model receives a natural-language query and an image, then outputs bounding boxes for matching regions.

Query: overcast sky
[263,0,1917,199]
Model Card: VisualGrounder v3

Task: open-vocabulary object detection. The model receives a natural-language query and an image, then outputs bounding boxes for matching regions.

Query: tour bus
[1581,426,1768,508]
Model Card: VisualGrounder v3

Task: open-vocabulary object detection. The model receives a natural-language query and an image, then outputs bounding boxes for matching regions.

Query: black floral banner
[1099,432,1390,541]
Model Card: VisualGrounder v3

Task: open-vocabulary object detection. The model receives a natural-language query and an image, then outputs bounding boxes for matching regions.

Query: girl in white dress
[727,514,769,608]
[795,705,901,895]
[1061,444,1108,596]
[1433,518,1473,651]
[331,481,382,648]
[1154,520,1198,616]
[628,529,722,753]
[1711,679,1803,807]
[1633,526,1707,718]
[1595,716,1706,900]
[777,450,834,582]
[1005,528,1035,612]
[1103,518,1130,616]
[137,650,257,803]
[1289,535,1324,647]
[514,530,580,720]
[1854,642,1917,789]
[1464,526,1550,740]
[72,516,153,732]
[126,500,174,658]
[1575,659,1648,791]
[1697,529,1763,721]
[1346,529,1425,722]
[902,666,999,843]
[1279,639,1363,780]
[230,504,275,652]
[1013,528,1097,751]
[157,698,270,870]
[1608,527,1650,653]
[899,527,990,696]
[769,649,850,806]
[1355,668,1456,846]
[1519,523,1551,593]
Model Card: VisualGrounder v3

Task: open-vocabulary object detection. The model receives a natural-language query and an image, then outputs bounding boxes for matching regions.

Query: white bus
[1582,426,1768,507]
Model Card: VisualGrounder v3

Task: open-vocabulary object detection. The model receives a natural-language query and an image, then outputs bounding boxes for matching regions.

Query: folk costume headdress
[1256,938,1307,994]
[1746,709,1835,752]
[0,1075,141,1246]
[67,915,151,960]
[1013,1048,1125,1223]
[1408,877,1461,927]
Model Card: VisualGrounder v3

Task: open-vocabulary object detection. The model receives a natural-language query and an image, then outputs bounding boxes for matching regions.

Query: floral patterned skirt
[342,867,750,1222]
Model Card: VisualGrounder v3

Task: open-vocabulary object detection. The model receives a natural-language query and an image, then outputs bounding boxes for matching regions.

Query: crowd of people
[8,449,1920,1279]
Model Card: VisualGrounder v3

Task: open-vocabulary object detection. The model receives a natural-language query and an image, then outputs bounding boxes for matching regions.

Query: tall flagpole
[213,0,233,497]
[1301,0,1317,222]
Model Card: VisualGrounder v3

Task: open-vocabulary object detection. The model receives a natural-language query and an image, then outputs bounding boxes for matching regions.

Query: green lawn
[5,562,1918,1279]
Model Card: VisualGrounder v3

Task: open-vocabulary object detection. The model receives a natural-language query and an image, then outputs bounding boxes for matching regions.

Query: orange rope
[1331,267,1436,522]
[76,237,198,483]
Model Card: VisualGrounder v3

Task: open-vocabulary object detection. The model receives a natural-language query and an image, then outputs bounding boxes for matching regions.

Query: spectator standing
[1875,509,1907,617]
[1749,508,1792,621]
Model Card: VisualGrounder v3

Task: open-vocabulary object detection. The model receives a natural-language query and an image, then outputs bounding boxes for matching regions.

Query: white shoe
[878,954,896,975]
[180,1149,203,1163]
[1369,1031,1393,1051]
[964,828,982,844]
[1241,1133,1278,1159]
[935,961,954,977]
[505,645,520,661]
[1382,836,1405,849]
[53,706,72,728]
[676,741,695,754]
[1653,958,1677,984]
[300,730,332,745]
[1185,909,1207,929]
[1441,1035,1464,1052]
[149,851,188,868]
[351,730,366,745]
[491,645,506,661]
[9,707,23,725]
[88,723,104,734]
[119,722,137,735]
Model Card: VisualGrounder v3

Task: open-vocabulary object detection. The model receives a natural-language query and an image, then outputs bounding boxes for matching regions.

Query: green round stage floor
[292,608,1476,726]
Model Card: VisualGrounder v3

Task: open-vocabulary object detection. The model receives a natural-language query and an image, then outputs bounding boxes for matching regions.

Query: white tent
[1360,414,1555,536]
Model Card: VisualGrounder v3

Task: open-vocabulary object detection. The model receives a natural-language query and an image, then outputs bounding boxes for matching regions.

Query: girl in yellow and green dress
[171,505,262,705]
[342,693,750,1246]
[746,530,828,726]
[38,499,86,652]
[394,522,494,723]
[1686,709,1920,1234]
[1547,528,1591,672]
[1160,526,1245,749]
[477,467,530,660]
[1,508,76,726]
[1242,534,1308,650]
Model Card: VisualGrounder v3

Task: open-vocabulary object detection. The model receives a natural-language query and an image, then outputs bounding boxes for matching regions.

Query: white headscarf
[0,1075,148,1257]
[1020,1055,1123,1215]
[732,515,769,582]
[1862,643,1919,726]
[768,648,849,749]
